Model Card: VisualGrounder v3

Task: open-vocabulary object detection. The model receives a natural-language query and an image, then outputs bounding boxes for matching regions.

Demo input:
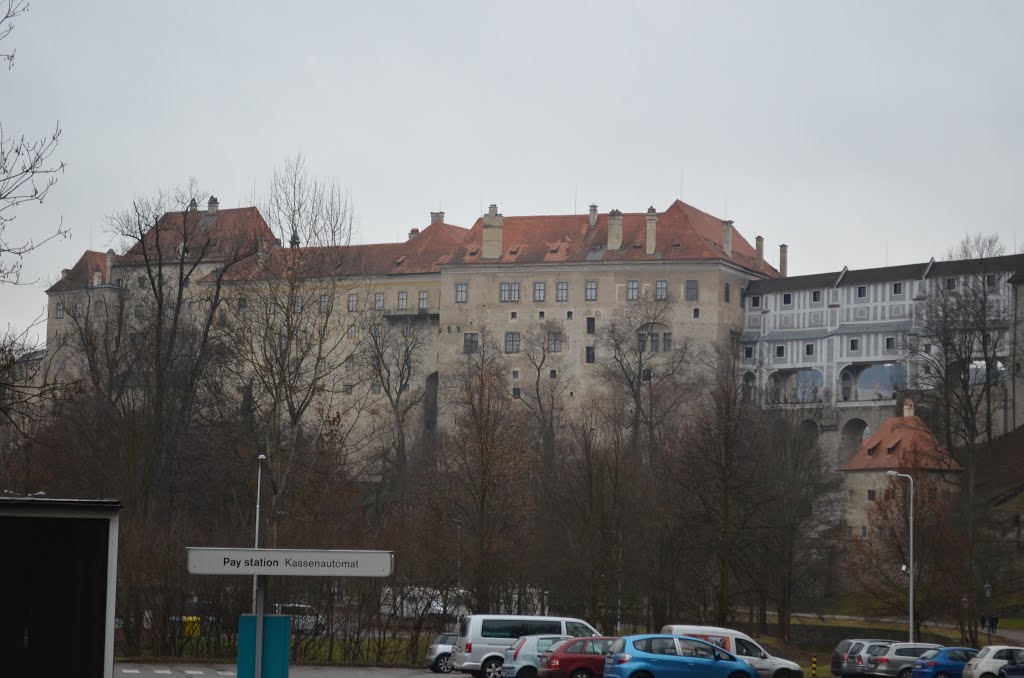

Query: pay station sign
[187,547,393,577]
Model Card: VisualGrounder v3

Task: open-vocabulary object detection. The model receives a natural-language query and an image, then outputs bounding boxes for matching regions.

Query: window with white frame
[805,343,815,356]
[55,303,64,319]
[783,293,792,305]
[500,282,512,302]
[893,282,903,295]
[857,286,867,298]
[548,331,562,352]
[556,281,568,302]
[812,290,822,303]
[585,280,597,301]
[419,290,428,309]
[374,292,384,310]
[455,283,467,303]
[750,295,760,308]
[685,280,698,301]
[776,345,785,358]
[850,338,860,351]
[398,291,408,310]
[463,332,479,354]
[504,331,521,353]
[656,280,668,300]
[626,280,639,301]
[348,293,358,311]
[321,295,331,313]
[534,281,546,302]
[885,336,896,350]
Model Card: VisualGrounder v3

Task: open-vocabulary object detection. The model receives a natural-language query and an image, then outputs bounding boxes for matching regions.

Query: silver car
[427,631,458,673]
[866,643,942,678]
[502,635,570,678]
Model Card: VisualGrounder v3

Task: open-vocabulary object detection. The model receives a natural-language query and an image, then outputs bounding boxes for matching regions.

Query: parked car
[503,635,571,678]
[605,634,759,678]
[965,647,1024,678]
[866,643,944,678]
[538,636,618,678]
[912,647,979,678]
[451,614,600,678]
[427,631,459,673]
[661,625,803,678]
[844,641,898,677]
[834,640,899,677]
[998,651,1024,678]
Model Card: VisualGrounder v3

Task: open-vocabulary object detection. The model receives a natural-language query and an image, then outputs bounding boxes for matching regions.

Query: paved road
[115,664,433,678]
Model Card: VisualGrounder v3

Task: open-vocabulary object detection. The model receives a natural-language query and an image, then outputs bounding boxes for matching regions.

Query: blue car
[606,634,760,678]
[911,648,979,678]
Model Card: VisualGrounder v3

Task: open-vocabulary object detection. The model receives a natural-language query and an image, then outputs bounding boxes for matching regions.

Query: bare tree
[518,319,569,468]
[598,295,696,462]
[1,0,66,285]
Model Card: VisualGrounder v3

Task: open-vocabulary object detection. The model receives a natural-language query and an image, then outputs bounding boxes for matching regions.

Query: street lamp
[252,453,267,613]
[984,581,993,645]
[887,470,915,642]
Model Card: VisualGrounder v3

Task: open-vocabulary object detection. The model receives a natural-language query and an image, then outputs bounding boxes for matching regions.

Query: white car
[964,646,1024,678]
[661,624,804,678]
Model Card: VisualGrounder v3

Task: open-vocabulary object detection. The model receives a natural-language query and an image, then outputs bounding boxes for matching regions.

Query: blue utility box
[238,614,290,678]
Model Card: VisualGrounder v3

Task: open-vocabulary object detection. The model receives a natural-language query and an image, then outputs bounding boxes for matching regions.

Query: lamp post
[984,581,993,645]
[887,470,914,642]
[252,453,267,613]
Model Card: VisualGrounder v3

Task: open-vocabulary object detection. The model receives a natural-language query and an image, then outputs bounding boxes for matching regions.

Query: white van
[452,614,600,677]
[661,625,803,678]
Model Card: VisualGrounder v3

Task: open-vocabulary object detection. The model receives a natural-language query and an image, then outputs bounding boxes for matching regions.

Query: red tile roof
[45,250,110,294]
[216,221,470,283]
[438,199,778,275]
[841,414,961,473]
[121,206,275,265]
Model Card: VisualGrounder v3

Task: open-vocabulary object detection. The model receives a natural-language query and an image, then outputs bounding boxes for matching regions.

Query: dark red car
[539,636,618,678]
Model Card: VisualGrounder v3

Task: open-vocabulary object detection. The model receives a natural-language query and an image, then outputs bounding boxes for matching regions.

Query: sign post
[187,547,393,678]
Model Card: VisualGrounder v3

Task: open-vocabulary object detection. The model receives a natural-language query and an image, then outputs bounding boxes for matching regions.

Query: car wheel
[900,669,913,678]
[630,673,655,678]
[482,657,504,678]
[570,670,593,678]
[434,653,454,674]
[936,673,950,678]
[519,668,537,678]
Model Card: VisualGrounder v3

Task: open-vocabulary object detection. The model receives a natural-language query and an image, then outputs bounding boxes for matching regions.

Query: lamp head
[887,470,899,476]
[258,454,267,462]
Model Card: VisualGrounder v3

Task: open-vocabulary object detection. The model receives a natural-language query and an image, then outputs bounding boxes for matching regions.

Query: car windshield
[548,639,573,653]
[920,650,939,660]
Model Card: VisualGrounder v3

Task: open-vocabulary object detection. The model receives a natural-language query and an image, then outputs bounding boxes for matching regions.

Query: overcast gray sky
[4,0,1023,338]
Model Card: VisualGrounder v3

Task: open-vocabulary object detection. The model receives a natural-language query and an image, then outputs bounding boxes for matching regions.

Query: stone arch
[840,417,868,457]
[767,372,783,402]
[839,365,857,402]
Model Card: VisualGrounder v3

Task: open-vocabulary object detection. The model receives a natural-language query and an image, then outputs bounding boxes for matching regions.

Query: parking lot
[114,665,433,678]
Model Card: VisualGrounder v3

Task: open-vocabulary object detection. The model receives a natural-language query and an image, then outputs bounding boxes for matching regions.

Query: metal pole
[887,471,914,642]
[254,575,265,678]
[252,454,266,613]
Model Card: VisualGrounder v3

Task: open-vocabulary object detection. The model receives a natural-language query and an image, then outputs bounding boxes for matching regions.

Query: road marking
[217,673,235,676]
[121,672,140,675]
[185,672,204,676]
[155,672,172,675]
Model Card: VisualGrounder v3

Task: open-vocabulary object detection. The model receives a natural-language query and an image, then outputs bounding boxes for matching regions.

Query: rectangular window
[812,290,822,303]
[500,282,511,303]
[750,296,761,308]
[893,282,903,295]
[724,282,731,303]
[398,291,408,310]
[348,293,358,311]
[885,336,896,350]
[348,324,356,338]
[510,282,520,302]
[585,280,597,301]
[374,292,384,310]
[663,333,672,351]
[512,387,521,399]
[626,280,639,301]
[55,303,64,319]
[137,276,146,289]
[987,273,997,288]
[649,333,660,352]
[656,280,668,300]
[71,302,83,317]
[456,283,467,303]
[371,382,381,394]
[776,345,785,358]
[638,332,647,352]
[548,331,562,353]
[586,317,596,334]
[549,369,558,379]
[783,292,792,305]
[419,291,428,309]
[743,346,754,359]
[692,308,700,319]
[556,281,568,302]
[805,343,815,356]
[685,280,698,301]
[585,346,595,363]
[923,343,931,354]
[946,277,957,291]
[534,281,546,302]
[504,331,521,354]
[463,332,479,354]
[318,294,329,313]
[867,489,877,501]
[850,338,860,351]
[857,286,867,298]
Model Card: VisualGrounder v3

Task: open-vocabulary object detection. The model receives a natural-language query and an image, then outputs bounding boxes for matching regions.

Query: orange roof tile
[46,250,110,294]
[841,415,961,473]
[438,199,778,275]
[121,206,275,265]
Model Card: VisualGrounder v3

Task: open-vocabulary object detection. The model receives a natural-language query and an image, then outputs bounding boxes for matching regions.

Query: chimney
[723,220,734,257]
[188,198,198,212]
[755,235,764,261]
[588,204,598,228]
[430,211,445,225]
[408,227,420,240]
[106,249,116,284]
[607,209,623,251]
[207,196,219,215]
[645,207,658,255]
[61,268,70,280]
[779,244,789,277]
[92,266,102,287]
[903,398,915,418]
[482,203,503,259]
